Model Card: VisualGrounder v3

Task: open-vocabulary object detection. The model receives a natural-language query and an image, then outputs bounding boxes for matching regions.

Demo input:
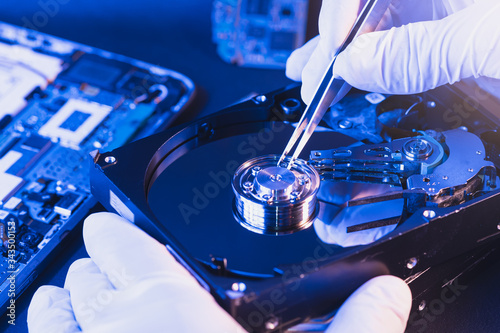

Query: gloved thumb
[327,275,412,333]
[334,0,500,94]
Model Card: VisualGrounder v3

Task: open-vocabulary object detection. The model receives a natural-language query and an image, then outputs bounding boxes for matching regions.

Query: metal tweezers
[278,0,393,169]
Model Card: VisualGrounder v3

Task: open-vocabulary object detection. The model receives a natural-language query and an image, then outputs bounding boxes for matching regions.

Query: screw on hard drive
[297,174,308,185]
[280,98,301,116]
[210,256,227,273]
[290,191,300,202]
[406,257,418,269]
[198,123,214,139]
[426,101,436,108]
[93,152,116,170]
[243,181,253,192]
[252,166,261,175]
[265,317,279,330]
[253,95,267,104]
[231,282,246,292]
[97,155,117,170]
[423,210,436,219]
[104,156,116,164]
[338,119,353,129]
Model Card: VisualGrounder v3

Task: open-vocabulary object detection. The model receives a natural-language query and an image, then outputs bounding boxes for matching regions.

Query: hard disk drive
[90,84,500,332]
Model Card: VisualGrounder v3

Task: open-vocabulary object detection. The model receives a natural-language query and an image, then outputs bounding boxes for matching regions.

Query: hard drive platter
[148,125,347,275]
[90,85,500,332]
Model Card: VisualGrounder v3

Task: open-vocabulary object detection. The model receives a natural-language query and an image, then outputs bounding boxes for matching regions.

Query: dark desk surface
[1,1,500,332]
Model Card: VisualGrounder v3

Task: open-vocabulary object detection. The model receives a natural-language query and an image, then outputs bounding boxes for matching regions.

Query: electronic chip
[2,135,53,176]
[60,111,92,131]
[58,54,131,90]
[38,99,113,149]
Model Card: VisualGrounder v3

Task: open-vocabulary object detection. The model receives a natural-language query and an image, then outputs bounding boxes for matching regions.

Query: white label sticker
[109,190,135,223]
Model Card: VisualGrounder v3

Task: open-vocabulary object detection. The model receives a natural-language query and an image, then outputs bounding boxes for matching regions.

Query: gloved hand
[27,212,412,332]
[287,0,500,101]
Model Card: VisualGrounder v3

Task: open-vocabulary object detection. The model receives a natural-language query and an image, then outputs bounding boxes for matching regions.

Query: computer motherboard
[0,22,195,311]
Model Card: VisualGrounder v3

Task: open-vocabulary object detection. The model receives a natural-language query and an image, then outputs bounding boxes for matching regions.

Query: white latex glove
[27,212,411,333]
[287,0,500,100]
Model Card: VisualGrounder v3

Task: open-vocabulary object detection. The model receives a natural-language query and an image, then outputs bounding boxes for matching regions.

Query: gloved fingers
[327,275,411,333]
[382,0,461,28]
[317,0,365,50]
[63,258,119,329]
[333,23,444,94]
[299,39,336,104]
[360,0,473,31]
[82,212,194,288]
[334,0,500,94]
[28,285,81,333]
[291,0,478,102]
[64,258,114,292]
[286,36,320,81]
[63,257,240,332]
[142,278,248,333]
[297,0,364,104]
